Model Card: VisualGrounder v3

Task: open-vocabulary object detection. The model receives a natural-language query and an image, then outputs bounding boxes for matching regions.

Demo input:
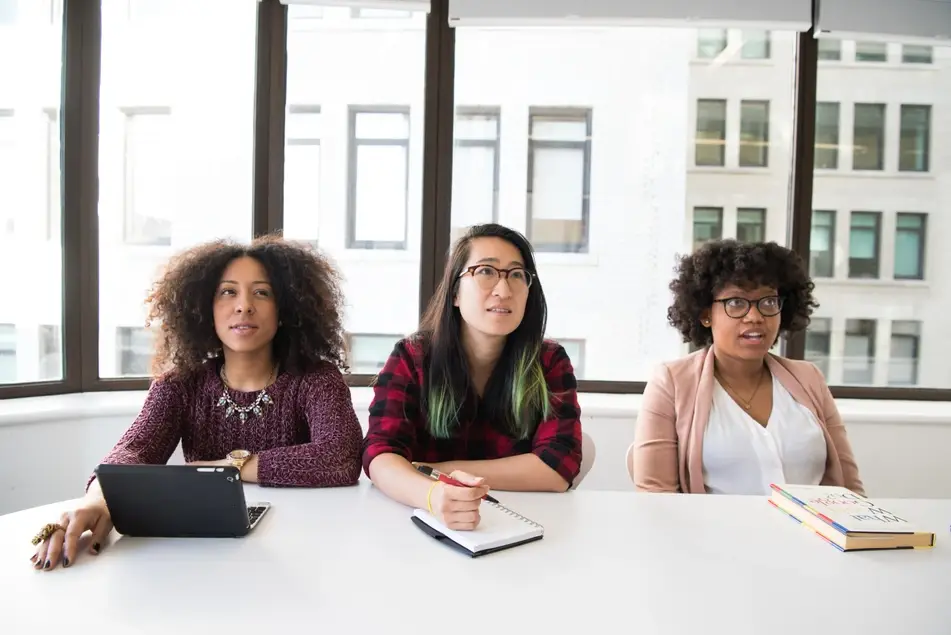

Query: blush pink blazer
[632,346,865,495]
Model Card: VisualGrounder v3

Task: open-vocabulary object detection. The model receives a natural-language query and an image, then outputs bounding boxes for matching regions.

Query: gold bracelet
[426,481,438,514]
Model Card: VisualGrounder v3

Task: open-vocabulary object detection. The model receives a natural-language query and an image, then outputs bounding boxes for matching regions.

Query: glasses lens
[759,296,783,316]
[723,298,751,318]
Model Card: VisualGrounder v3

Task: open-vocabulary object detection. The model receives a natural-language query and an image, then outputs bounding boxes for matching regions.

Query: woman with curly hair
[31,235,363,571]
[632,239,864,496]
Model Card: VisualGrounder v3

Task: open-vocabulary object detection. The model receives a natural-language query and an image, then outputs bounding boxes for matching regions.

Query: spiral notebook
[411,500,544,557]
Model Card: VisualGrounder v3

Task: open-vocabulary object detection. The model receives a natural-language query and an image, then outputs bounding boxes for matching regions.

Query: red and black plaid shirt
[362,336,583,486]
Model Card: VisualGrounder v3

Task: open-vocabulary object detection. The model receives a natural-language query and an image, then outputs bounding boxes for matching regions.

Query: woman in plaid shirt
[362,224,583,531]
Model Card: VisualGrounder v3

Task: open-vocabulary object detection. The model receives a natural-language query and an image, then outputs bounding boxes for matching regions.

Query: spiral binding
[486,500,544,530]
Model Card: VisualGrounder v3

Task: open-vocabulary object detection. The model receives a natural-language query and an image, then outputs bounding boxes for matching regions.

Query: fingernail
[63,557,70,568]
[92,543,101,553]
[30,554,36,562]
[43,560,50,569]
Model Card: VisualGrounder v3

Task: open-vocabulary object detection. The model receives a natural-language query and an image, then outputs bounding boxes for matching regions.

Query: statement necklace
[217,365,276,422]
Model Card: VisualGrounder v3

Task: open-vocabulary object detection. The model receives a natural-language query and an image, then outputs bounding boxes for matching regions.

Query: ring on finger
[31,523,67,546]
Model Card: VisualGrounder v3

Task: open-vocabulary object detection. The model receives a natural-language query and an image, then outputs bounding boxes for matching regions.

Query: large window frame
[3,0,949,402]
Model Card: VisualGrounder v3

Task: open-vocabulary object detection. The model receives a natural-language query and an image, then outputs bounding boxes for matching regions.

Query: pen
[414,464,499,504]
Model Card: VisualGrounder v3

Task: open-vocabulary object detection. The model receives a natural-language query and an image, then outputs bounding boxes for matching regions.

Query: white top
[2,485,950,634]
[703,377,828,496]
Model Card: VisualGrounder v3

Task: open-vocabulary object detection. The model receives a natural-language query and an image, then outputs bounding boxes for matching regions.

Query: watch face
[231,450,250,460]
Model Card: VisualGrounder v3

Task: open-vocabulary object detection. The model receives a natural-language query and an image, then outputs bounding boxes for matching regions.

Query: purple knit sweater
[90,361,363,488]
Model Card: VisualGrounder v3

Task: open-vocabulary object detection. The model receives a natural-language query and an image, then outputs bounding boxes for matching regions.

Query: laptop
[96,464,271,538]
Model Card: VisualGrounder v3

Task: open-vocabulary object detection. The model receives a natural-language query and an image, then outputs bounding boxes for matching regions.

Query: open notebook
[411,499,544,557]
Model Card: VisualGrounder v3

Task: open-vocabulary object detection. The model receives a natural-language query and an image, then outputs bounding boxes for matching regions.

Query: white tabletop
[2,483,949,634]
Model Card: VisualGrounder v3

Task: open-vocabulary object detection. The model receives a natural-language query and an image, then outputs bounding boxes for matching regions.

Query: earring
[701,319,711,327]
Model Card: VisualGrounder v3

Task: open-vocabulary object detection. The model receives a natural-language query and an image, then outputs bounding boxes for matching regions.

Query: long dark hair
[417,224,549,439]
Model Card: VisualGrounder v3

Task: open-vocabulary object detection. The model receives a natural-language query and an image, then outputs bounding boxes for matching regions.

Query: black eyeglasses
[713,295,783,319]
[459,264,534,291]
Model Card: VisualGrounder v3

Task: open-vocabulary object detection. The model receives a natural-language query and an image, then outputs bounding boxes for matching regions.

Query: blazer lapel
[687,347,717,493]
[766,355,821,421]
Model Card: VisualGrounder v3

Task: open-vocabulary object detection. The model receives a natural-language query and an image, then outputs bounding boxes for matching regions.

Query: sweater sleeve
[255,367,363,488]
[87,377,187,490]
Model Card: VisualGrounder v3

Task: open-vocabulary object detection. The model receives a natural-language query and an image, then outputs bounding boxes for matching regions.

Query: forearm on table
[430,453,569,492]
[367,452,438,509]
[255,443,361,488]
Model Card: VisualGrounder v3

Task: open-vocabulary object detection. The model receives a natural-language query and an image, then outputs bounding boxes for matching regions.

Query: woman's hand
[428,470,490,531]
[30,502,113,571]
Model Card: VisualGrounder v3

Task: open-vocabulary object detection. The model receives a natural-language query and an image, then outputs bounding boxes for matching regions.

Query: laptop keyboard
[248,505,268,527]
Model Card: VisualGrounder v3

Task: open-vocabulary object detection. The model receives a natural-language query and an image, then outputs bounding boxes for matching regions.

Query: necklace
[217,365,276,422]
[715,366,766,410]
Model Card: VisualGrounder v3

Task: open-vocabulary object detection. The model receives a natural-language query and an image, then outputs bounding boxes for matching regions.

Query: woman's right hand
[428,470,490,531]
[31,502,113,571]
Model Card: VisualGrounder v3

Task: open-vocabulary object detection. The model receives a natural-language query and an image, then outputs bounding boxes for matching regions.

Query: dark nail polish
[30,554,37,562]
[63,557,70,567]
[92,543,101,553]
[43,560,50,569]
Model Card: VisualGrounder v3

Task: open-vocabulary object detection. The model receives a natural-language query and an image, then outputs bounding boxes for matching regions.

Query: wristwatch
[228,449,251,470]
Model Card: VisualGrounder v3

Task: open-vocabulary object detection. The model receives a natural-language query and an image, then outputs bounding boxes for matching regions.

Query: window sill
[688,166,772,175]
[814,170,934,180]
[816,277,929,290]
[536,252,600,267]
[2,389,950,429]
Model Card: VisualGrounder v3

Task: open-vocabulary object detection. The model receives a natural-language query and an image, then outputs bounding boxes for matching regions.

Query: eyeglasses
[459,264,534,291]
[713,295,784,319]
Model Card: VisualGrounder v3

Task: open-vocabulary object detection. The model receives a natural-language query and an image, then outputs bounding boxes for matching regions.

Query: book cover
[770,484,922,535]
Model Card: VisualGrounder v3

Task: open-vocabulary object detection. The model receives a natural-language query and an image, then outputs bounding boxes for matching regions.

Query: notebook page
[413,501,544,553]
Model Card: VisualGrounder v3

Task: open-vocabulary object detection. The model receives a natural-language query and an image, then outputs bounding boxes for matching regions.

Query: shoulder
[291,361,349,392]
[373,334,424,387]
[539,339,570,372]
[650,347,706,386]
[769,354,825,385]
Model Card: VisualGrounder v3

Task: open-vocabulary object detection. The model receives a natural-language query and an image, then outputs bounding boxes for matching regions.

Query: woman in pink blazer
[633,240,864,496]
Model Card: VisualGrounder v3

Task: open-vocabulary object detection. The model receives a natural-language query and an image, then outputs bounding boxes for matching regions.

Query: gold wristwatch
[228,449,251,470]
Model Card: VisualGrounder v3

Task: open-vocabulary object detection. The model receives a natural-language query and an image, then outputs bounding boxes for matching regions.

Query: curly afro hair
[667,240,819,348]
[144,234,348,378]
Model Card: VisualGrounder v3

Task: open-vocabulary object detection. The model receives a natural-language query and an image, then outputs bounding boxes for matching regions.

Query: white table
[2,483,949,634]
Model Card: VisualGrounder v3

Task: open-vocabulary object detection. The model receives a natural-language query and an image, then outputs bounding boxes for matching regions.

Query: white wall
[1,391,950,515]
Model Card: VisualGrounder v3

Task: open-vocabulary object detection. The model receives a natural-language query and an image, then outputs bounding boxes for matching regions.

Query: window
[739,100,769,167]
[98,0,256,379]
[852,104,885,170]
[848,212,881,279]
[902,45,932,64]
[283,106,322,242]
[39,324,61,381]
[347,334,401,375]
[526,108,591,253]
[0,324,15,384]
[844,319,876,385]
[122,108,173,246]
[351,8,411,19]
[899,105,930,172]
[282,3,425,375]
[693,207,723,250]
[552,338,585,379]
[695,99,726,166]
[451,107,500,238]
[126,0,170,21]
[814,102,839,169]
[818,39,841,61]
[855,41,887,62]
[116,327,153,377]
[697,29,726,59]
[0,109,14,237]
[44,108,60,241]
[889,321,920,386]
[740,30,770,59]
[805,318,832,379]
[736,208,765,243]
[348,107,411,250]
[0,0,16,24]
[809,210,836,277]
[894,213,926,280]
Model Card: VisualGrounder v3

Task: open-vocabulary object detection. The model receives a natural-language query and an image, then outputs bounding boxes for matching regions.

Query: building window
[844,319,876,385]
[848,212,881,279]
[45,108,60,241]
[805,318,832,379]
[526,108,591,253]
[855,41,887,62]
[347,107,410,250]
[351,8,411,19]
[736,208,765,243]
[818,39,841,61]
[552,338,586,379]
[889,321,920,386]
[451,107,500,238]
[697,29,726,59]
[852,104,885,171]
[0,109,14,237]
[894,213,927,280]
[283,106,322,242]
[39,324,61,381]
[899,104,930,172]
[0,0,17,24]
[740,30,770,59]
[810,210,836,277]
[902,45,932,64]
[739,100,769,167]
[693,207,722,250]
[814,102,839,169]
[123,107,173,246]
[695,99,726,167]
[117,327,153,377]
[0,323,15,384]
[347,333,401,374]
